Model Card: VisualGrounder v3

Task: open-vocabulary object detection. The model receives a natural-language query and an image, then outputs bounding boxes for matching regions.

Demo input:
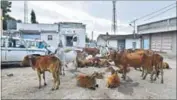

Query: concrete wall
[125,38,141,49]
[41,33,59,49]
[97,38,106,46]
[108,40,117,48]
[172,32,176,55]
[59,27,86,48]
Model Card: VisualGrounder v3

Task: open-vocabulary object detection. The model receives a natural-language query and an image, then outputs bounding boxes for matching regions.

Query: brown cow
[105,67,120,88]
[21,55,62,90]
[108,50,144,80]
[83,48,100,57]
[76,72,104,90]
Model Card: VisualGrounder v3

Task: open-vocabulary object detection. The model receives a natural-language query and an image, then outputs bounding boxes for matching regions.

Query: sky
[9,1,176,40]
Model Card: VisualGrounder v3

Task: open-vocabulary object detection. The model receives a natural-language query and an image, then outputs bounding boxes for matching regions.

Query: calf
[162,62,171,69]
[105,67,120,88]
[76,72,104,90]
[21,55,62,90]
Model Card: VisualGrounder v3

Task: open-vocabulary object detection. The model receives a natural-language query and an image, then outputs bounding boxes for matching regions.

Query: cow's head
[21,55,31,67]
[21,55,39,70]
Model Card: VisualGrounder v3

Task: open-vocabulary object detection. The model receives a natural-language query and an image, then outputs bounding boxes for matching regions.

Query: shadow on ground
[118,76,139,96]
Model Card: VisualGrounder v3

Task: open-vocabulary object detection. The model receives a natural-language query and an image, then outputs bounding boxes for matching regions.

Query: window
[48,35,53,40]
[66,36,73,46]
[8,39,25,48]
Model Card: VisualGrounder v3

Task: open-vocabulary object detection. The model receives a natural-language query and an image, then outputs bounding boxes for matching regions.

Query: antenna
[24,1,28,23]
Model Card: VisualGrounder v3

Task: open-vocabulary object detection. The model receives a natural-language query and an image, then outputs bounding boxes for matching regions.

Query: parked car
[1,36,48,65]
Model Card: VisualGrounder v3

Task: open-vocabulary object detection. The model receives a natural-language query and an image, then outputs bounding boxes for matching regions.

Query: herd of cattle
[21,47,171,91]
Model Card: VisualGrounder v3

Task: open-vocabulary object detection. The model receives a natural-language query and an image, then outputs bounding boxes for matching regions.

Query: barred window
[48,35,53,40]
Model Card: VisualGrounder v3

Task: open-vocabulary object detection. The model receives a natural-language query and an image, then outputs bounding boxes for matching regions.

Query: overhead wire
[144,5,176,21]
[130,2,176,23]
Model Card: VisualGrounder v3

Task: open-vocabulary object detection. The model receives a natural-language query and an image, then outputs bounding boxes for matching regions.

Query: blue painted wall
[143,39,149,49]
[22,34,41,39]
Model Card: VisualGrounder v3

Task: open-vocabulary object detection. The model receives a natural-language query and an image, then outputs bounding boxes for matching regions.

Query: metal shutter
[151,33,162,51]
[161,33,172,52]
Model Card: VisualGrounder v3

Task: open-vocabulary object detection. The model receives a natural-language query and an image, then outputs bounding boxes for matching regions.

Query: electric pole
[129,19,137,39]
[24,1,28,23]
[92,31,93,42]
[112,0,117,34]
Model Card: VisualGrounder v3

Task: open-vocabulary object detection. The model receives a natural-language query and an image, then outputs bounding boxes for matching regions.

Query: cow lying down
[76,72,104,90]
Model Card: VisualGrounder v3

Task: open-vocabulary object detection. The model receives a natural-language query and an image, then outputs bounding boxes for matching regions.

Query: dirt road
[1,58,176,99]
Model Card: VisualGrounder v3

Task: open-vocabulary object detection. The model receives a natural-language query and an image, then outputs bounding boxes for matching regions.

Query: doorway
[66,36,73,46]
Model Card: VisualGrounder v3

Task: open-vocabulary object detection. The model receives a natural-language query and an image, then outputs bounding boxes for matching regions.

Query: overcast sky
[9,1,176,40]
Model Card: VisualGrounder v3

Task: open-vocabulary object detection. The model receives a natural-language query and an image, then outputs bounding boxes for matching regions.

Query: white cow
[54,47,78,75]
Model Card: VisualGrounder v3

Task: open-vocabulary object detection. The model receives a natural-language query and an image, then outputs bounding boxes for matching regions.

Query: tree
[17,19,22,23]
[1,0,14,30]
[85,35,90,43]
[30,10,37,23]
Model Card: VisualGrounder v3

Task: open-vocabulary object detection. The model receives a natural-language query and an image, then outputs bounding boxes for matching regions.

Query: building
[17,23,59,48]
[58,22,86,48]
[97,34,141,50]
[137,17,177,54]
[15,22,86,49]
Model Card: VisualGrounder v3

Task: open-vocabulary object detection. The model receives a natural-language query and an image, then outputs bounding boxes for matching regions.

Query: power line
[130,2,176,23]
[144,5,176,21]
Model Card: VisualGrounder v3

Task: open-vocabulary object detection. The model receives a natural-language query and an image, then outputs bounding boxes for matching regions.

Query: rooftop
[97,34,141,40]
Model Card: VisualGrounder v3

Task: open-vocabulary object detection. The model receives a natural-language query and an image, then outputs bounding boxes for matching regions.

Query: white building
[16,22,86,49]
[17,23,59,49]
[137,17,176,54]
[97,34,141,50]
[58,22,86,48]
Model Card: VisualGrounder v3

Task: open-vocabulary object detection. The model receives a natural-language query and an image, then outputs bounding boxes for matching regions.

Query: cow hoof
[56,87,59,90]
[107,85,110,88]
[44,83,47,86]
[95,84,99,88]
[153,78,156,81]
[38,86,41,89]
[90,87,96,90]
[51,88,55,91]
[161,80,164,84]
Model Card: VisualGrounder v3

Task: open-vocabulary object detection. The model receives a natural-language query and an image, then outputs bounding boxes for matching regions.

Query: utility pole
[106,32,109,47]
[129,19,137,39]
[91,31,93,42]
[112,0,117,34]
[24,1,28,23]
